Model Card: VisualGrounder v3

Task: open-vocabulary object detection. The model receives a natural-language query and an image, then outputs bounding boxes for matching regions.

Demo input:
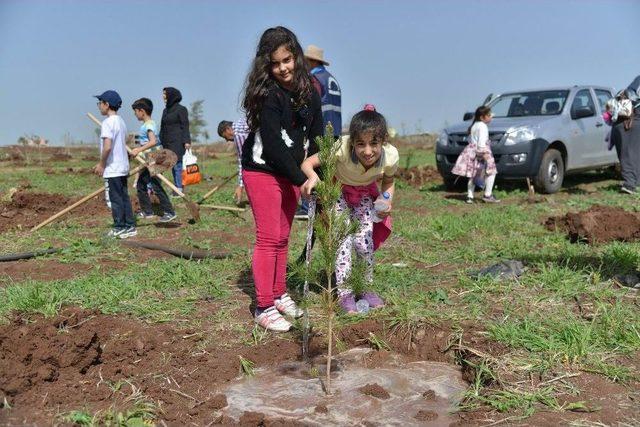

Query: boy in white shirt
[93,90,137,238]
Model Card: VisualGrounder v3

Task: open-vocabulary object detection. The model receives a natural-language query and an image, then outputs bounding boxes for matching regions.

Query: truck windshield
[488,90,570,117]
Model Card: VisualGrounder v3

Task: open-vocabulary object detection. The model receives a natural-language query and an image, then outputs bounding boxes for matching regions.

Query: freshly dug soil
[358,383,390,399]
[49,152,72,161]
[545,204,640,243]
[396,165,442,187]
[0,309,456,426]
[0,190,109,232]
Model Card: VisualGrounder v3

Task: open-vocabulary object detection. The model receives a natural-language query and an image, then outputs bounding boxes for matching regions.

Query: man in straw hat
[295,45,342,220]
[304,45,342,138]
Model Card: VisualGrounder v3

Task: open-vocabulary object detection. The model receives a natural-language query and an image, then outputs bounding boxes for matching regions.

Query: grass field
[0,140,638,426]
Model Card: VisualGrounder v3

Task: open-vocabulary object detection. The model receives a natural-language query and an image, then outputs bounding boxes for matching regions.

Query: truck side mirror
[463,112,474,121]
[571,106,594,120]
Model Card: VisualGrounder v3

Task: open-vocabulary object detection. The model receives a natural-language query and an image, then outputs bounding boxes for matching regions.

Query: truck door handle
[595,123,603,127]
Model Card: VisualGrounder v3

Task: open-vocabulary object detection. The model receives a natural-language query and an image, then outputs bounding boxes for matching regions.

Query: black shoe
[159,212,177,223]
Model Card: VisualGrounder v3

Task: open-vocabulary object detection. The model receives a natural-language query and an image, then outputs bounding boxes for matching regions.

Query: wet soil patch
[396,165,441,187]
[545,205,640,243]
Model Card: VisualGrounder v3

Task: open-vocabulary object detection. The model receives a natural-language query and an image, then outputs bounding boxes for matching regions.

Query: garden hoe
[87,113,201,221]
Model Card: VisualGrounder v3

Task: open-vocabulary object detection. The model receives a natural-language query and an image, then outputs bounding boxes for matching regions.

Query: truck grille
[448,132,505,146]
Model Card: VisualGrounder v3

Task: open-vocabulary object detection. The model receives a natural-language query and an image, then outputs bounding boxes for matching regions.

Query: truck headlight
[508,153,528,164]
[436,130,449,146]
[503,127,536,146]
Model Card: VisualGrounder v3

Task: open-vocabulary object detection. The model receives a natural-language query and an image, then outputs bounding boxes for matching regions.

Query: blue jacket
[311,65,341,136]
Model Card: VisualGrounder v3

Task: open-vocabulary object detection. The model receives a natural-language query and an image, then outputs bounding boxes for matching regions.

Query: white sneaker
[274,293,304,318]
[255,306,291,332]
[118,227,138,239]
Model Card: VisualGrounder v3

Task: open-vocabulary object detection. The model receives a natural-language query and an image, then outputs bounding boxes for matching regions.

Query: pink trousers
[243,170,300,308]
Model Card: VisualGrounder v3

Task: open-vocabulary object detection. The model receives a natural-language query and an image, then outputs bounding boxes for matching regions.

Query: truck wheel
[534,149,564,194]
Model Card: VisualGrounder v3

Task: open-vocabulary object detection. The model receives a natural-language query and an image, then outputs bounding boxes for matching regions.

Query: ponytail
[468,105,492,135]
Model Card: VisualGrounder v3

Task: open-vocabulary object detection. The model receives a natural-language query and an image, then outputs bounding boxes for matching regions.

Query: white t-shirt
[100,115,130,178]
[469,121,489,149]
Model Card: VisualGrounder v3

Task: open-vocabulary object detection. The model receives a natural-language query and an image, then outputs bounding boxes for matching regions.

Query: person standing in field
[218,118,250,204]
[294,44,342,219]
[241,26,324,332]
[93,90,137,238]
[131,97,177,222]
[160,87,191,195]
[452,105,500,204]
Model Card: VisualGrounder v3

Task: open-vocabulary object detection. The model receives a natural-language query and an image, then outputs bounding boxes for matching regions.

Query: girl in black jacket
[241,26,323,331]
[160,87,191,193]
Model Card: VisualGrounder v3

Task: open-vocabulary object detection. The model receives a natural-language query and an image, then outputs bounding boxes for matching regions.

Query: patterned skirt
[451,143,497,178]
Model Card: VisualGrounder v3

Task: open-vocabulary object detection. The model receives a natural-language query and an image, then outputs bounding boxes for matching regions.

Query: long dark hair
[468,105,492,134]
[242,26,313,130]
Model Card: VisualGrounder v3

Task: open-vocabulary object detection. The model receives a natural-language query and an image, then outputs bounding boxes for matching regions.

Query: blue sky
[0,0,638,145]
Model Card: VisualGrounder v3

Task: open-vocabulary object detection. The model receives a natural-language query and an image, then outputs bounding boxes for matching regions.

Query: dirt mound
[545,205,640,243]
[0,190,109,232]
[358,383,390,399]
[49,152,72,161]
[396,165,441,187]
[82,155,99,161]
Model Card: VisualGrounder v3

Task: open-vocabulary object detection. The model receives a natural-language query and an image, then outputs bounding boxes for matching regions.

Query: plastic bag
[181,148,202,186]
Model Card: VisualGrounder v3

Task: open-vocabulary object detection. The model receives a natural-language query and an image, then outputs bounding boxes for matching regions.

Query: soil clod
[414,410,438,421]
[358,383,391,399]
[396,165,441,187]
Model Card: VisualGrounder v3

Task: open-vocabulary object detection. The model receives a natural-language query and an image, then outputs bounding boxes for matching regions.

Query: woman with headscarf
[160,87,191,194]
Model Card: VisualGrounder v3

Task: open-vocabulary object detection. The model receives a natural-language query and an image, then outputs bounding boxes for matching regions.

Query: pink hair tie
[363,104,376,112]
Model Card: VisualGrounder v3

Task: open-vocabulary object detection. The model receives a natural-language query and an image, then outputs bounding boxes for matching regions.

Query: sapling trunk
[310,123,358,395]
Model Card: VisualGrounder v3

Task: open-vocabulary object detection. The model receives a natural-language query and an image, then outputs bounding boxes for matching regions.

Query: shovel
[31,149,178,232]
[302,195,317,361]
[87,113,201,221]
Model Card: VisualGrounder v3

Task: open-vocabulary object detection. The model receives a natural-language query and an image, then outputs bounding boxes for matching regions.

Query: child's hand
[130,147,142,157]
[377,202,392,218]
[93,163,105,176]
[301,174,319,198]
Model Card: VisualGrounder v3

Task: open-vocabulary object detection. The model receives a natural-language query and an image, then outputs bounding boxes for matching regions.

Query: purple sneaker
[338,292,358,314]
[360,292,385,309]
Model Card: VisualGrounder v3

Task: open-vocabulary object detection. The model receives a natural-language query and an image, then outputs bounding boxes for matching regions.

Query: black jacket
[160,87,191,158]
[241,84,323,186]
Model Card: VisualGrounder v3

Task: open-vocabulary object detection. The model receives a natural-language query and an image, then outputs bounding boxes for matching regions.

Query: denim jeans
[107,176,135,229]
[171,159,183,192]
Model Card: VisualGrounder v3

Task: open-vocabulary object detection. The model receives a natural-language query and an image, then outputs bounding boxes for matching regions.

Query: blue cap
[94,90,122,108]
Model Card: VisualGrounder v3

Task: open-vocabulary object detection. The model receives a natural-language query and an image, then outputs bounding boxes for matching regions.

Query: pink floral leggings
[335,195,374,294]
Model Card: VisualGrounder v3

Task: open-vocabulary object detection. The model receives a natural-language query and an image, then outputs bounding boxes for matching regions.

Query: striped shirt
[232,118,250,187]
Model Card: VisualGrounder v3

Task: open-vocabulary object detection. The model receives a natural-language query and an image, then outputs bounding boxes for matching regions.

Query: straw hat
[304,45,330,66]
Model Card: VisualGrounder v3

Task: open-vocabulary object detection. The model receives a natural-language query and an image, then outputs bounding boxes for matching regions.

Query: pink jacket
[341,182,392,251]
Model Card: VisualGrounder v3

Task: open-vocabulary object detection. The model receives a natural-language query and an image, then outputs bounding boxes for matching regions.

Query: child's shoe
[482,195,501,203]
[274,293,303,318]
[338,292,358,314]
[465,197,474,204]
[136,211,156,219]
[159,212,177,223]
[118,227,137,239]
[360,291,385,309]
[106,228,125,238]
[255,306,291,332]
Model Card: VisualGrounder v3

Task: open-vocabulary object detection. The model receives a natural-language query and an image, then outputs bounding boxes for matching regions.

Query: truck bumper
[436,138,549,179]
